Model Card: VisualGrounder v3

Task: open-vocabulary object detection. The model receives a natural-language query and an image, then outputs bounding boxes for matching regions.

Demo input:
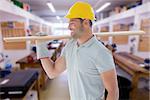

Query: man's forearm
[40,58,57,79]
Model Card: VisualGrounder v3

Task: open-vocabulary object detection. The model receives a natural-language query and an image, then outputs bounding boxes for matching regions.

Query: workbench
[113,52,149,100]
[0,69,41,100]
[16,53,48,88]
[16,42,63,88]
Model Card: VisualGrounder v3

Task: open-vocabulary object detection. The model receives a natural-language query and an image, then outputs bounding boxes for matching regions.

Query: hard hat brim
[64,14,96,20]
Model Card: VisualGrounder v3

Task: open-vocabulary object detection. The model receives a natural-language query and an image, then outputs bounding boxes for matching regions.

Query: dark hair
[78,18,92,27]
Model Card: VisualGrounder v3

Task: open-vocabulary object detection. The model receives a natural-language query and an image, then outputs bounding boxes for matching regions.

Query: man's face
[68,18,84,39]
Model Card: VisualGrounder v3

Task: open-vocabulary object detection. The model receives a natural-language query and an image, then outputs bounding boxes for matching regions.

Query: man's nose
[68,24,71,30]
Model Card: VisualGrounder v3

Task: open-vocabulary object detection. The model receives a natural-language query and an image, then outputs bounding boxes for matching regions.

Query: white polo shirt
[61,36,115,100]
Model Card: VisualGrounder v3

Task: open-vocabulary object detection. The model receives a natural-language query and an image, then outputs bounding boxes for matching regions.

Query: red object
[27,55,34,63]
[23,3,30,11]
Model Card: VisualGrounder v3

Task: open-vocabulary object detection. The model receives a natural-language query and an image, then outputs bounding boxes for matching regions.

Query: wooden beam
[4,31,145,42]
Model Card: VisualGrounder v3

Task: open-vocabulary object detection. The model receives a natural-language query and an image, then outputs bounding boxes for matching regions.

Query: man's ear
[82,19,90,28]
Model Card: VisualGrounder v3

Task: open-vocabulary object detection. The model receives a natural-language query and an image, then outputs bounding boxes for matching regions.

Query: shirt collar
[76,35,96,48]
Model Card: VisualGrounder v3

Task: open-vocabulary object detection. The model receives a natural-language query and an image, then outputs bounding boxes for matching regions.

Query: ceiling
[19,0,140,23]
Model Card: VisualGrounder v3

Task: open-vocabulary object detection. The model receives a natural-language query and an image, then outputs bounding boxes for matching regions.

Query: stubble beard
[72,25,84,39]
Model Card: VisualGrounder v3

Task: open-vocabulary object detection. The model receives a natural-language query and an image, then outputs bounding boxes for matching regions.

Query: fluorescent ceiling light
[96,2,111,13]
[47,2,56,13]
[56,16,61,20]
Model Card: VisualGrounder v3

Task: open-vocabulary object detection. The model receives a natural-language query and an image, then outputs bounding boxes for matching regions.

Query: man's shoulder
[64,38,76,48]
[92,39,105,49]
[92,39,111,54]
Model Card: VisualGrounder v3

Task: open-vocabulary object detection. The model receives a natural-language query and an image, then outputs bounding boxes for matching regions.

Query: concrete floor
[40,71,70,100]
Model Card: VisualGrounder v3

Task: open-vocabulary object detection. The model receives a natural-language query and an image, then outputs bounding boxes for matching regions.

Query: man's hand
[35,32,50,59]
[36,40,50,59]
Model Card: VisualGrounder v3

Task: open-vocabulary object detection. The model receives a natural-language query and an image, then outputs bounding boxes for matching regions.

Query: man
[36,1,119,100]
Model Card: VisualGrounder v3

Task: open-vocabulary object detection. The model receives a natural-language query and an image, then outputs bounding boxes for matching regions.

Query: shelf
[95,17,111,25]
[94,2,150,26]
[113,17,134,24]
[112,8,135,21]
[135,2,150,15]
[0,0,51,26]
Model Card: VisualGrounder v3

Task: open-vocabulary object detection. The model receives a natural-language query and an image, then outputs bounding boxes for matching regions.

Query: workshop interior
[0,0,150,100]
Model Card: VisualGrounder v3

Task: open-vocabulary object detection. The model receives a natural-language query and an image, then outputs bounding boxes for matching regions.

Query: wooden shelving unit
[1,21,26,50]
[0,0,51,25]
[0,0,52,67]
[112,24,129,44]
[94,2,150,27]
[99,26,109,41]
[93,2,150,57]
[138,18,150,51]
[0,0,52,50]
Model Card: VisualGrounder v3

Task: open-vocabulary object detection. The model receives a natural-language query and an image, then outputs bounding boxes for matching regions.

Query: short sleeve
[60,46,66,57]
[60,39,74,58]
[95,46,115,74]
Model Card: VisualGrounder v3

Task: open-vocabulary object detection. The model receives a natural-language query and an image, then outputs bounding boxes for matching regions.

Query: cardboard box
[141,27,150,34]
[141,19,150,27]
[138,35,150,51]
[1,21,26,50]
[100,26,109,32]
[112,24,129,44]
[113,24,129,31]
[14,22,25,28]
[141,19,150,34]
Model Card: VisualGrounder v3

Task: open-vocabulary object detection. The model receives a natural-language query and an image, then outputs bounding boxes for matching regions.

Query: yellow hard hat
[65,1,96,20]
